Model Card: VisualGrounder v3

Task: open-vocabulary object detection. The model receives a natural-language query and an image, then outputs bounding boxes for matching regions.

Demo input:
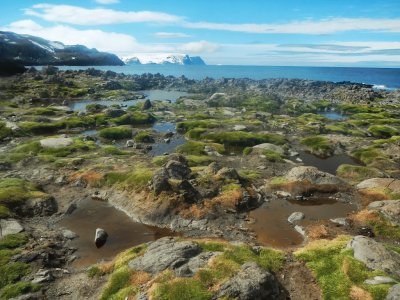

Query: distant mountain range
[123,54,206,65]
[0,31,124,66]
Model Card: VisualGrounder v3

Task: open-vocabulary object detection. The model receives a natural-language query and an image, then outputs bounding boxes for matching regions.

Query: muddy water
[293,151,360,174]
[249,197,357,248]
[59,198,172,268]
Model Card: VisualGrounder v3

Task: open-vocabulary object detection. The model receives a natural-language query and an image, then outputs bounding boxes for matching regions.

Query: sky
[1,0,400,66]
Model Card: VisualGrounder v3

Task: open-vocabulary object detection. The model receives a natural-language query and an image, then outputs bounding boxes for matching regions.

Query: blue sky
[1,0,400,66]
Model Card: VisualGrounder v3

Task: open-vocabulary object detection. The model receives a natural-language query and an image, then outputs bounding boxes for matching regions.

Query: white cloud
[95,0,119,4]
[2,19,139,55]
[24,4,183,25]
[184,18,400,34]
[154,32,191,38]
[178,40,219,53]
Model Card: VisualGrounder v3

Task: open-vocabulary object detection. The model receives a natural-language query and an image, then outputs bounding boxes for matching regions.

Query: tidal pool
[248,197,356,248]
[59,198,173,268]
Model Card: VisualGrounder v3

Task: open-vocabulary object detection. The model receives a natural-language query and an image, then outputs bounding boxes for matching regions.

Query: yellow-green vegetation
[186,155,213,167]
[0,178,44,214]
[0,122,12,140]
[368,125,398,138]
[367,210,400,240]
[263,150,284,162]
[177,141,225,156]
[99,126,132,140]
[238,170,262,180]
[2,139,96,163]
[134,131,154,143]
[0,233,35,300]
[338,103,382,114]
[98,240,284,300]
[186,128,208,139]
[336,164,382,183]
[152,155,169,166]
[373,135,400,145]
[102,145,130,156]
[112,112,156,125]
[102,168,154,190]
[295,236,395,300]
[202,131,286,147]
[176,120,220,132]
[351,147,389,166]
[300,136,333,157]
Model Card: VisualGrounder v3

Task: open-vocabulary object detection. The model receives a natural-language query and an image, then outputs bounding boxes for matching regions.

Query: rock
[204,145,222,157]
[216,167,241,181]
[164,138,171,143]
[142,99,152,110]
[275,191,291,198]
[0,161,11,171]
[0,219,24,238]
[286,166,346,186]
[135,292,148,300]
[357,178,400,195]
[104,108,125,118]
[21,196,57,217]
[62,229,78,240]
[40,137,73,149]
[386,284,400,300]
[165,160,191,180]
[164,131,174,138]
[32,269,54,284]
[65,203,77,215]
[330,217,348,226]
[233,125,247,131]
[55,175,68,185]
[368,200,400,226]
[289,151,299,157]
[175,251,221,277]
[216,262,280,300]
[288,212,305,224]
[253,143,285,155]
[203,162,221,175]
[152,168,172,195]
[128,237,201,274]
[364,276,396,285]
[294,225,306,237]
[95,228,108,248]
[126,140,135,147]
[177,180,200,204]
[347,236,400,276]
[357,226,375,237]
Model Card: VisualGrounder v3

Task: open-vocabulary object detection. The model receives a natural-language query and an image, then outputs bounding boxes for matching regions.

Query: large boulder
[386,284,400,300]
[128,237,201,274]
[286,166,345,186]
[21,196,57,217]
[216,167,241,181]
[357,178,400,194]
[216,262,280,300]
[368,200,400,226]
[347,236,400,277]
[253,143,285,155]
[151,168,172,195]
[0,219,24,238]
[40,137,73,149]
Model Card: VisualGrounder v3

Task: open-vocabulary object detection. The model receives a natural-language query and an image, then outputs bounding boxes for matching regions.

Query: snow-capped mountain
[0,31,124,66]
[123,54,206,65]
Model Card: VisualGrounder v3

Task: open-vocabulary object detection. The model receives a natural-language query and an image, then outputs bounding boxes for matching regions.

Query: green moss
[0,282,40,300]
[263,150,284,162]
[134,131,154,143]
[368,125,398,138]
[102,145,129,156]
[338,103,382,114]
[103,168,153,190]
[0,205,11,218]
[301,136,333,157]
[238,170,262,180]
[112,112,156,126]
[373,135,400,145]
[99,126,132,140]
[100,266,132,300]
[269,176,289,185]
[87,266,102,278]
[295,236,393,300]
[242,147,253,155]
[0,234,29,250]
[152,278,211,300]
[0,122,13,141]
[336,164,382,183]
[222,245,284,273]
[176,120,220,132]
[19,121,62,135]
[368,212,400,240]
[203,131,286,147]
[0,262,31,290]
[186,155,212,167]
[152,156,169,166]
[197,241,226,252]
[351,147,388,165]
[0,178,39,209]
[186,128,207,139]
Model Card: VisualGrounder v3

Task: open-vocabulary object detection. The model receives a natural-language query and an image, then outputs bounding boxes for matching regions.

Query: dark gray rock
[165,160,191,180]
[216,167,241,181]
[347,236,400,276]
[216,262,280,300]
[288,212,305,224]
[142,99,152,110]
[177,180,200,204]
[152,168,172,195]
[105,108,125,118]
[95,228,108,248]
[128,237,201,274]
[175,251,221,277]
[21,196,57,217]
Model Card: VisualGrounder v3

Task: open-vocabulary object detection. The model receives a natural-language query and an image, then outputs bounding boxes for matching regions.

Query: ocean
[58,65,400,89]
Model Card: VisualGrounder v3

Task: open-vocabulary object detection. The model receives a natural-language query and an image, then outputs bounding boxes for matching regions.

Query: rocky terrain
[0,67,399,299]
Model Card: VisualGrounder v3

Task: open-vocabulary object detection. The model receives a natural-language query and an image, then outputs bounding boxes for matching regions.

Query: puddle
[248,197,356,248]
[317,111,347,120]
[292,151,360,174]
[152,122,176,133]
[59,198,173,268]
[68,90,189,111]
[149,135,186,156]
